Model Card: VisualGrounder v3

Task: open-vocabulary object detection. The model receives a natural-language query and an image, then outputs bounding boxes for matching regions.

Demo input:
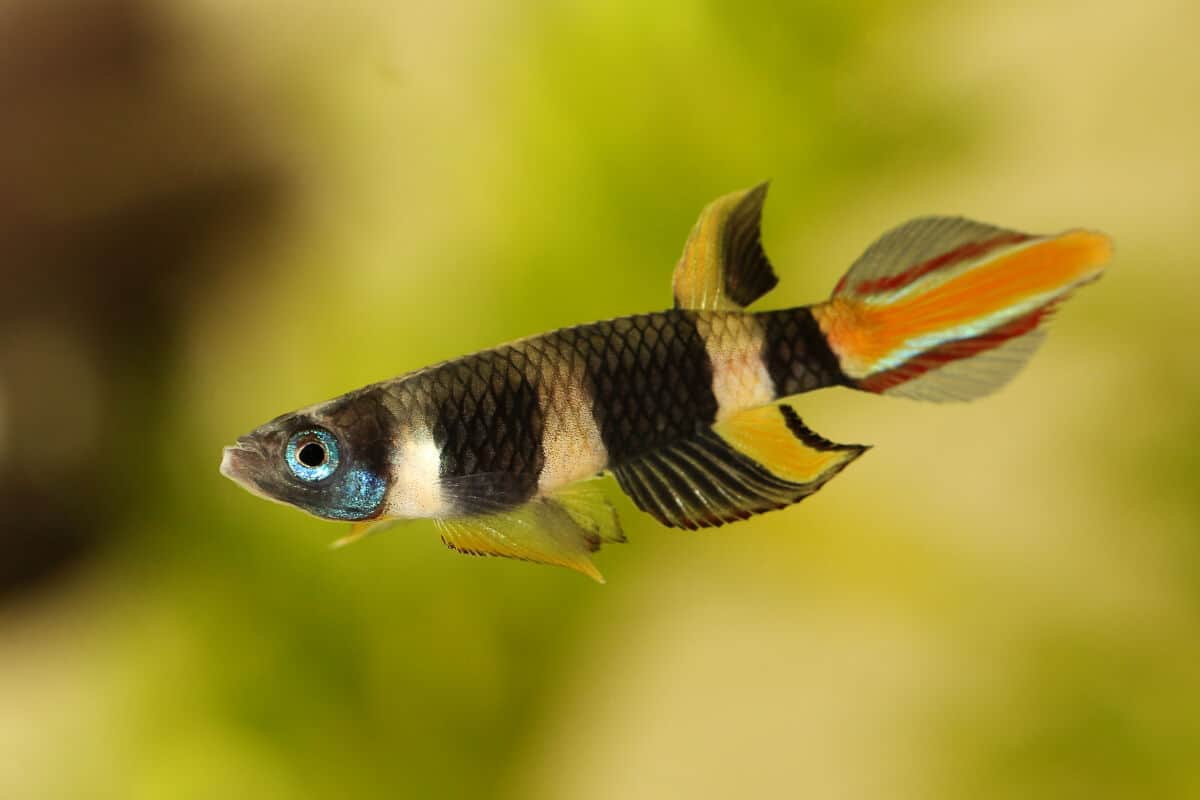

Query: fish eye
[285,429,340,482]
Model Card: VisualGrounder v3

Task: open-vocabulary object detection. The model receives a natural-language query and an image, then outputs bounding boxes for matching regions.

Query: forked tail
[812,217,1112,401]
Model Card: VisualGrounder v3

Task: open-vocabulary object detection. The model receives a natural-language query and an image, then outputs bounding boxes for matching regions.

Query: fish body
[222,185,1112,580]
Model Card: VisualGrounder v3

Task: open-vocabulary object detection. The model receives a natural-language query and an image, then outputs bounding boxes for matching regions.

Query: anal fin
[435,480,624,582]
[613,402,867,529]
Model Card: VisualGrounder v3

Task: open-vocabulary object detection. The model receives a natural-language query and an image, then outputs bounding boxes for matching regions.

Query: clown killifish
[221,185,1111,581]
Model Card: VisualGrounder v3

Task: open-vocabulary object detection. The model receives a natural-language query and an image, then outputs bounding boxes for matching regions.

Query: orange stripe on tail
[857,305,1050,394]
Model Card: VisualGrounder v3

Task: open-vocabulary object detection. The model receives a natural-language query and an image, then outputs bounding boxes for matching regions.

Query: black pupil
[297,441,326,468]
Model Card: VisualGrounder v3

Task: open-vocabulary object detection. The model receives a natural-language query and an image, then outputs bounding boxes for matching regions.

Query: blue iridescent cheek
[286,429,340,482]
[326,468,387,520]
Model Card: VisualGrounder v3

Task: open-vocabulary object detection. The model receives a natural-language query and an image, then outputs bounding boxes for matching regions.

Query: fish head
[220,390,393,522]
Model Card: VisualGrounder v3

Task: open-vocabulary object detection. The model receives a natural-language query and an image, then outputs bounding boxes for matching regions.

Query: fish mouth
[220,438,263,483]
[219,446,242,480]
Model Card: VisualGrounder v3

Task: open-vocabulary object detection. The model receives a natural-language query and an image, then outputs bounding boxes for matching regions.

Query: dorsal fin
[612,401,867,529]
[672,183,780,310]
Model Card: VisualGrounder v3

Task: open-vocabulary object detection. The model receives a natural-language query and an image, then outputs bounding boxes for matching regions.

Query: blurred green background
[1,0,1197,797]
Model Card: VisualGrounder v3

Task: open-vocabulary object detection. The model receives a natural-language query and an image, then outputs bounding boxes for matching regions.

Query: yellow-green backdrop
[1,1,1197,798]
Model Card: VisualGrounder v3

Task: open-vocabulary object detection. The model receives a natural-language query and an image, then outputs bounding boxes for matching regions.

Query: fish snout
[220,439,263,482]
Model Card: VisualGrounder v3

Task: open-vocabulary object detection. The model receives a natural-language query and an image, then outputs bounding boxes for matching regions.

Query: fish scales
[372,308,838,516]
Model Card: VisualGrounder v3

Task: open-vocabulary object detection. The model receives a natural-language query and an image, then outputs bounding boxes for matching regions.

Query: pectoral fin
[331,519,394,549]
[435,481,624,582]
[672,183,779,310]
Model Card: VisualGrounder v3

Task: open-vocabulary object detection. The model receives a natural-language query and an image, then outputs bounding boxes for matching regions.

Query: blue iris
[285,428,340,482]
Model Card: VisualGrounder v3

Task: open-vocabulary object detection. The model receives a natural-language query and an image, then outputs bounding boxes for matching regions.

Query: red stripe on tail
[858,305,1051,394]
[848,232,1032,296]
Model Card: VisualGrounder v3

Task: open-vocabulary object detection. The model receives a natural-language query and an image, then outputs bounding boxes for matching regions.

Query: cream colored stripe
[381,416,448,519]
[535,342,609,495]
[696,312,776,421]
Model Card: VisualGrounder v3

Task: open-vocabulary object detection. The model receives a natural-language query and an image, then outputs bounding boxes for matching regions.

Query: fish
[220,184,1112,581]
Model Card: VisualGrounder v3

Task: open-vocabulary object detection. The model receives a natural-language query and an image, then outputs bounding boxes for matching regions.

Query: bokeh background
[2,0,1197,797]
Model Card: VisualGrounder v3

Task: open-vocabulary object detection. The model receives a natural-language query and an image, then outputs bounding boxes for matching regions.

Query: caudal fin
[812,217,1112,401]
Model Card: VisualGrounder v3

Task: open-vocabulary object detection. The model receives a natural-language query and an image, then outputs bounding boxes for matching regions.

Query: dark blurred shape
[0,0,285,601]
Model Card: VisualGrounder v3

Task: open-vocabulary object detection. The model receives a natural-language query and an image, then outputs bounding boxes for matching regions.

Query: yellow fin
[612,402,867,529]
[435,483,624,582]
[550,479,626,546]
[330,519,395,549]
[714,403,865,485]
[672,183,779,310]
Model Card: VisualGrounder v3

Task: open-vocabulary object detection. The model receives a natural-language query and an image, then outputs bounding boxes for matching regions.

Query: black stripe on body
[322,389,396,483]
[760,307,848,397]
[425,350,545,515]
[568,310,719,465]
